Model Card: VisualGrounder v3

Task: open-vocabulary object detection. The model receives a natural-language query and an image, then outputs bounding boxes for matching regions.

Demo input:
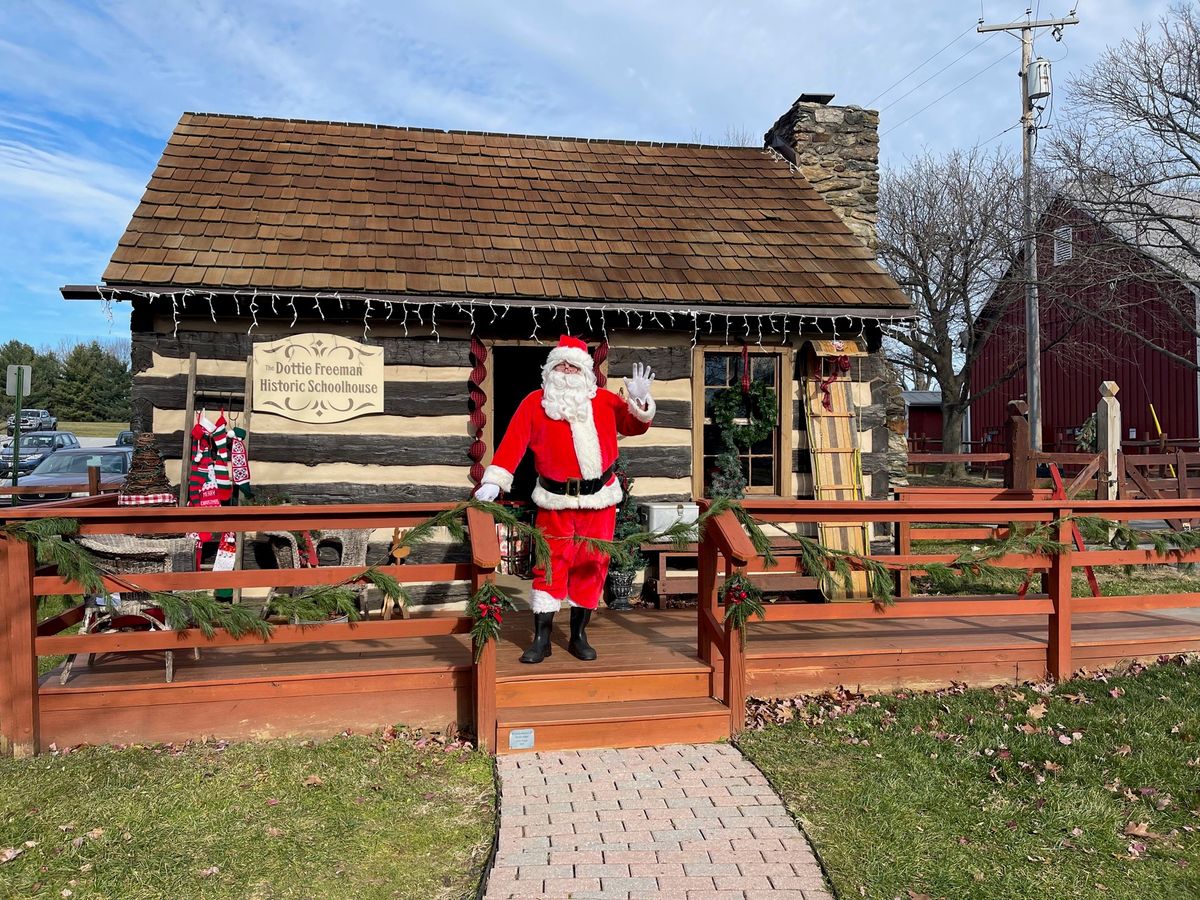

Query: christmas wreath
[710,380,778,449]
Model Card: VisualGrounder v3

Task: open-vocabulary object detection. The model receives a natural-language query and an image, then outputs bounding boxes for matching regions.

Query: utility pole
[979,10,1078,451]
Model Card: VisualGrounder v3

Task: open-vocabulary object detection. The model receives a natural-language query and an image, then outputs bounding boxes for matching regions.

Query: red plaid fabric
[118,493,176,507]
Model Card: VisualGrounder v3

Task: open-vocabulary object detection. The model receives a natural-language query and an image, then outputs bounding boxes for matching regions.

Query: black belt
[538,465,615,497]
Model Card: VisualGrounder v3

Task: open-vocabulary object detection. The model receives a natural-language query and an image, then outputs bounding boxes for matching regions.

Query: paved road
[484,743,834,900]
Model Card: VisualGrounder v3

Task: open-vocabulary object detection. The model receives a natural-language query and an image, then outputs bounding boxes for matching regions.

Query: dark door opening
[490,346,548,503]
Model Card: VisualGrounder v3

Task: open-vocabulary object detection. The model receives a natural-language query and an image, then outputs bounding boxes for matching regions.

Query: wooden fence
[0,495,501,758]
[6,490,1200,752]
[695,493,1200,735]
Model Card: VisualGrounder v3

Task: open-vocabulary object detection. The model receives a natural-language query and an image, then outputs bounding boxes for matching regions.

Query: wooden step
[497,666,711,708]
[497,697,730,754]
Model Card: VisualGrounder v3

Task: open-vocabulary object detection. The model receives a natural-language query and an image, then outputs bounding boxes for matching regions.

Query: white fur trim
[566,597,582,608]
[531,477,622,511]
[481,464,513,492]
[545,346,594,374]
[568,404,604,479]
[627,394,656,423]
[530,589,563,613]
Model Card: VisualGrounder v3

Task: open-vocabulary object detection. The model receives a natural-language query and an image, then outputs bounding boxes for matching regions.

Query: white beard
[541,369,596,423]
[541,368,603,479]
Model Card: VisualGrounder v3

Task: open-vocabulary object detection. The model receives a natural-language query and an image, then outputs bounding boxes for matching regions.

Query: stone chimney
[764,93,880,248]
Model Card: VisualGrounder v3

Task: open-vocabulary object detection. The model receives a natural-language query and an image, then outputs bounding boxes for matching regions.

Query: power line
[879,32,997,113]
[866,22,977,107]
[980,120,1022,147]
[881,45,1021,136]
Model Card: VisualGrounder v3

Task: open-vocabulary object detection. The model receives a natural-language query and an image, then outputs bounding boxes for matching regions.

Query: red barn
[971,198,1200,450]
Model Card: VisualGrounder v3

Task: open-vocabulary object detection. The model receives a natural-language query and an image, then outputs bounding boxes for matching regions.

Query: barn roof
[95,112,910,314]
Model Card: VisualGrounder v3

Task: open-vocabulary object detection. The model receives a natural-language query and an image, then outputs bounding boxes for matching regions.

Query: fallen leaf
[303,775,324,787]
[1058,734,1074,745]
[84,829,103,841]
[265,827,283,838]
[0,847,24,864]
[266,798,280,806]
[1027,703,1048,720]
[1110,687,1125,698]
[198,866,220,878]
[1072,827,1084,837]
[1018,723,1039,735]
[1115,744,1132,756]
[1124,822,1151,837]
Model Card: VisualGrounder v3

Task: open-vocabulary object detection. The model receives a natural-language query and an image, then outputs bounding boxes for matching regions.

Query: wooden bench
[638,539,820,608]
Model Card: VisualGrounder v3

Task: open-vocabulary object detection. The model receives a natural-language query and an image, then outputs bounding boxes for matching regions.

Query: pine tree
[0,340,61,410]
[53,342,130,422]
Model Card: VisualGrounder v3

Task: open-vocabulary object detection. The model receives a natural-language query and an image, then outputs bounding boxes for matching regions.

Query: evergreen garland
[467,581,516,662]
[14,502,1198,655]
[722,572,766,647]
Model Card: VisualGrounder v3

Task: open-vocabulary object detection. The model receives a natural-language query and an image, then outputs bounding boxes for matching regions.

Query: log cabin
[62,94,912,607]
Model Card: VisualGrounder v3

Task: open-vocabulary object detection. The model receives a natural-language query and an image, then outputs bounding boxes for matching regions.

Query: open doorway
[490,346,548,503]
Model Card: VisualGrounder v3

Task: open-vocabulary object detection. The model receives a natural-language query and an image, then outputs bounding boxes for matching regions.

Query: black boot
[568,607,597,661]
[519,612,554,664]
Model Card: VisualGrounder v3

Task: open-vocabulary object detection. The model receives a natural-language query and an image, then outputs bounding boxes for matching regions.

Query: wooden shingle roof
[102,112,910,311]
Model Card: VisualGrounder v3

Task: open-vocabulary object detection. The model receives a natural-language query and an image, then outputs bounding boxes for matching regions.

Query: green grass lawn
[739,657,1200,900]
[55,421,124,438]
[0,733,495,900]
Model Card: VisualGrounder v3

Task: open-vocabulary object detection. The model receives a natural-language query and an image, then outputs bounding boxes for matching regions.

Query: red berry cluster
[726,584,749,606]
[476,602,503,624]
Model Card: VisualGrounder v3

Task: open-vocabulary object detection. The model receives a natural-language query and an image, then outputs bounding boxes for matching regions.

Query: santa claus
[473,335,655,663]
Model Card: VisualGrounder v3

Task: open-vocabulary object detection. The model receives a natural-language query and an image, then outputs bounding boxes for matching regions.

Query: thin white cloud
[0,141,145,229]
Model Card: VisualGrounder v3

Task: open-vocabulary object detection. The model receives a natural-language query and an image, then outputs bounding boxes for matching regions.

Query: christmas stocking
[210,414,233,501]
[213,531,238,601]
[230,426,252,498]
[187,421,214,506]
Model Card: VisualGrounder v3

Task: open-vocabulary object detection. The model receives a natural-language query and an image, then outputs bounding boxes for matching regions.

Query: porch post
[1096,382,1121,500]
[696,529,719,671]
[1047,507,1073,680]
[1005,400,1035,492]
[0,532,38,757]
[724,602,747,736]
[466,506,500,753]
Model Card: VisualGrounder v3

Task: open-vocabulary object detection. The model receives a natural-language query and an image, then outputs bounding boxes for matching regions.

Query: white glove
[474,482,501,502]
[624,362,655,404]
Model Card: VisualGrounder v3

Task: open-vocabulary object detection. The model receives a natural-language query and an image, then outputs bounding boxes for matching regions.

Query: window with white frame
[1053,225,1073,265]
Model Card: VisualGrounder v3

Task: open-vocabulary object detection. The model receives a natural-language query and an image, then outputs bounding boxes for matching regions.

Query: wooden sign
[252,334,383,423]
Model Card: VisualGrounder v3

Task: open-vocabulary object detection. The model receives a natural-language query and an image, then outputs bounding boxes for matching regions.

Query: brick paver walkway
[484,743,833,900]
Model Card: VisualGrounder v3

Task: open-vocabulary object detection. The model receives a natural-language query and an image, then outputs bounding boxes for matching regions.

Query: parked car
[6,408,57,436]
[114,430,137,447]
[0,431,80,478]
[15,447,132,503]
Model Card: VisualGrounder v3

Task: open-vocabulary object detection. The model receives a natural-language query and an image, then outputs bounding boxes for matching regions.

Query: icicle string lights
[89,287,907,351]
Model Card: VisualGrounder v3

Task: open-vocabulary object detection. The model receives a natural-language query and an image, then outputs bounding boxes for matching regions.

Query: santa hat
[544,335,594,375]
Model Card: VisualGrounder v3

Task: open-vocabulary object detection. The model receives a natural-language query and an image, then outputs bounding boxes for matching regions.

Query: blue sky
[0,0,1170,347]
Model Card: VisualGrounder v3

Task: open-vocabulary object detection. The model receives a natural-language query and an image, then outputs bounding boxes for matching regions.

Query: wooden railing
[0,465,113,504]
[698,493,1200,735]
[0,498,502,758]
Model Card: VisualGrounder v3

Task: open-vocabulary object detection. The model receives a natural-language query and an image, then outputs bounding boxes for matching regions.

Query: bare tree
[1049,2,1200,367]
[876,147,1027,459]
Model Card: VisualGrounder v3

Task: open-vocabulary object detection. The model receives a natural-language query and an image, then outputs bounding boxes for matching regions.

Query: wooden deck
[36,605,1200,750]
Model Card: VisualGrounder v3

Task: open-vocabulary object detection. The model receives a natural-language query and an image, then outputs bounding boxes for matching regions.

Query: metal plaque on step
[508,728,535,750]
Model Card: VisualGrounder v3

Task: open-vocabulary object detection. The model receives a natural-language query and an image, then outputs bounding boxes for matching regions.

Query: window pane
[752,356,776,386]
[704,356,728,387]
[749,455,775,487]
[750,429,775,455]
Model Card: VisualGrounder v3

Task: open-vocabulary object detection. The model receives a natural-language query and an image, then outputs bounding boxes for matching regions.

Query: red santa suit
[480,337,654,612]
